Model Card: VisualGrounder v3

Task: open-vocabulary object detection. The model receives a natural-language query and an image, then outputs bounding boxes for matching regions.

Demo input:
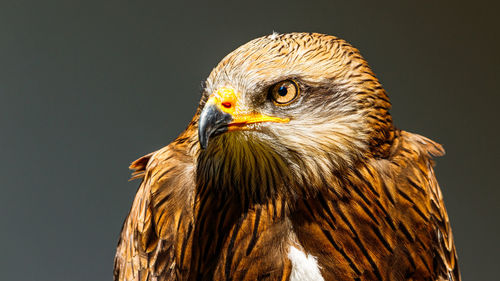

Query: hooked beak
[198,104,232,149]
[198,87,290,149]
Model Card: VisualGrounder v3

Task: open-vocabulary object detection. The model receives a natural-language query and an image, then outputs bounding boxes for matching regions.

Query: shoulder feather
[114,142,195,281]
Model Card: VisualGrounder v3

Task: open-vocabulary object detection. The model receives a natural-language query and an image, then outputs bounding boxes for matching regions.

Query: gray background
[1,0,498,280]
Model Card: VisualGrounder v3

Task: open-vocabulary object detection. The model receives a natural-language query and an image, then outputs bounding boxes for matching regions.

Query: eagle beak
[198,103,232,149]
[198,87,290,149]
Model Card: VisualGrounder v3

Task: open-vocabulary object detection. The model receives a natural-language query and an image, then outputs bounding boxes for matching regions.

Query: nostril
[221,102,232,109]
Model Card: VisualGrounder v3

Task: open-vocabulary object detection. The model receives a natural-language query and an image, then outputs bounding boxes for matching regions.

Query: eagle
[114,32,460,281]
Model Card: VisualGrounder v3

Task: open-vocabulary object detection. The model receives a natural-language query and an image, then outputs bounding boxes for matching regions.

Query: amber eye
[270,80,299,105]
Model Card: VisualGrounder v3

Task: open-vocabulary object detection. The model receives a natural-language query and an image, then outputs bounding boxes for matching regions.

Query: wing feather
[394,132,460,281]
[114,142,195,281]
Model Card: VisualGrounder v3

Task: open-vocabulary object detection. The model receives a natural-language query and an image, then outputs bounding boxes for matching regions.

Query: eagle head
[196,33,394,201]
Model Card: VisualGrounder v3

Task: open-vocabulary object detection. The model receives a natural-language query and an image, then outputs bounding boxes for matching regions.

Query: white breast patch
[287,245,325,281]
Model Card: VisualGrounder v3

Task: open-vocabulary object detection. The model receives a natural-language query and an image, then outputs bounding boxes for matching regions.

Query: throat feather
[196,132,291,205]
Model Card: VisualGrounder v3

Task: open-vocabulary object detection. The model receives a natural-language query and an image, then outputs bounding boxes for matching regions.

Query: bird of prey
[114,32,460,281]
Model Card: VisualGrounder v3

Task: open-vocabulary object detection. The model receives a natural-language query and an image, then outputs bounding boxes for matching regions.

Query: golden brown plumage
[114,33,460,281]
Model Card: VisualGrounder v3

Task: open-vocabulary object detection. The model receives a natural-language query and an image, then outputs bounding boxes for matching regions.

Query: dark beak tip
[198,122,209,150]
[199,134,208,149]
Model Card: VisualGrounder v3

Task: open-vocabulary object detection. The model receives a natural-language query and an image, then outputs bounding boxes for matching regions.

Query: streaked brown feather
[114,129,197,281]
[290,131,459,281]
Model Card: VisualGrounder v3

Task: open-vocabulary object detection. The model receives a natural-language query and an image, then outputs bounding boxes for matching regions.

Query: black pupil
[277,85,288,96]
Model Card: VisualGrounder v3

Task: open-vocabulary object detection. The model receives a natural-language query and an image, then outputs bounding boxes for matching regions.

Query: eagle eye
[269,80,299,105]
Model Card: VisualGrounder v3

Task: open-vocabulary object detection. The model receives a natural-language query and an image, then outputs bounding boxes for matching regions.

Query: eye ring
[269,80,300,105]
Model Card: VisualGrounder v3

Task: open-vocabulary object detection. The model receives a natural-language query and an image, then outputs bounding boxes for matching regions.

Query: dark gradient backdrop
[1,1,498,280]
